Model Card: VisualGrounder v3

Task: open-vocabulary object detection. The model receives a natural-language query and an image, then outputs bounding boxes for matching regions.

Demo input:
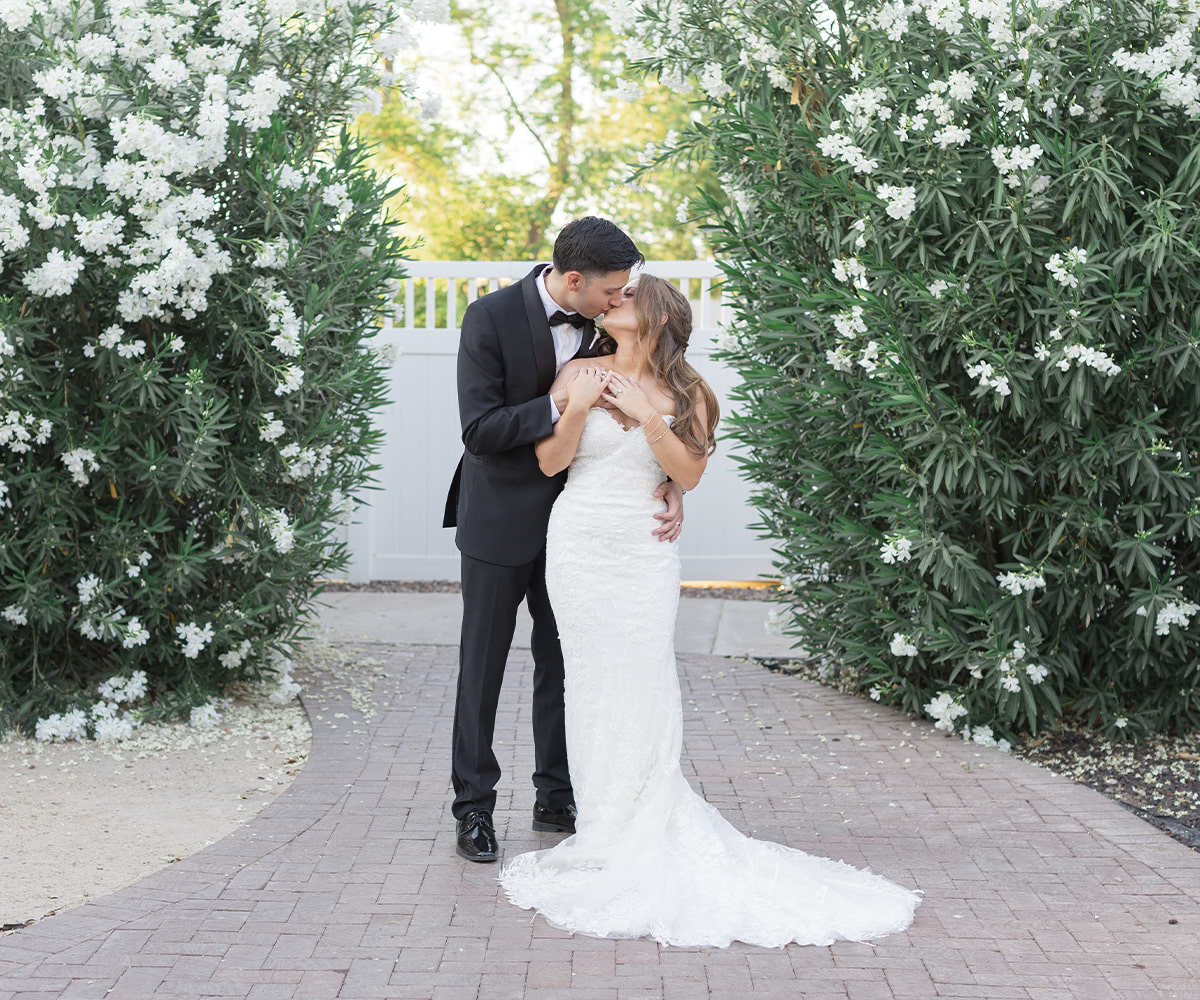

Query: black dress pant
[451,546,573,821]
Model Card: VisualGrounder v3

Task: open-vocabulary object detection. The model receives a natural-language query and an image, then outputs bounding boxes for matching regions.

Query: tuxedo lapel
[521,263,557,397]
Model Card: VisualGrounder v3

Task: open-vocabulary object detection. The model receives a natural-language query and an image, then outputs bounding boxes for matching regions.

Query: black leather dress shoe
[455,808,498,862]
[532,800,577,833]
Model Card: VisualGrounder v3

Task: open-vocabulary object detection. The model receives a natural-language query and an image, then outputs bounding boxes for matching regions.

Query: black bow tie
[548,309,592,330]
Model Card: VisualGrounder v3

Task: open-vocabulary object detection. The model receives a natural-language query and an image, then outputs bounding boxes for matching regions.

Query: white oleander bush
[0,0,435,738]
[611,0,1200,743]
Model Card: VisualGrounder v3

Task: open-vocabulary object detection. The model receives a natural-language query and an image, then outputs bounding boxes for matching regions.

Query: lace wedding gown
[497,407,924,948]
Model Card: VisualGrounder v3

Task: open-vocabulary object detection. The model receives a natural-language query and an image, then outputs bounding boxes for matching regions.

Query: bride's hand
[600,372,655,423]
[565,366,614,412]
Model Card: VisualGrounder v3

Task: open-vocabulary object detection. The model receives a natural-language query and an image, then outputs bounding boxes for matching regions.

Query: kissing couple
[442,217,923,947]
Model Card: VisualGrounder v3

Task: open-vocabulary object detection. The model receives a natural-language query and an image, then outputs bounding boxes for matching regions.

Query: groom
[443,217,686,862]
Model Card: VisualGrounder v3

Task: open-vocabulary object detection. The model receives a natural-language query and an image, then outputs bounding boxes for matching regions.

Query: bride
[496,274,924,948]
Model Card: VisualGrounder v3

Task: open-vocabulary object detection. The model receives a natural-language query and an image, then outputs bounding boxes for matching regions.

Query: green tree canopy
[361,0,719,260]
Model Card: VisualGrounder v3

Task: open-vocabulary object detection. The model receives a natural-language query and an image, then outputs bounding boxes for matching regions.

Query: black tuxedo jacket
[443,263,609,566]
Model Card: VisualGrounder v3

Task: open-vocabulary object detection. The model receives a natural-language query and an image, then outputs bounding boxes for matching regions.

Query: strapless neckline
[590,407,676,435]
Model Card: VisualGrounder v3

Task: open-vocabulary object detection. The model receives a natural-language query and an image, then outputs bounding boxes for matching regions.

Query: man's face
[566,269,631,320]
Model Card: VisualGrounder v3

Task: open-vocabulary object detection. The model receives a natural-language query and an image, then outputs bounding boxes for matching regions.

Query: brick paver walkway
[1,643,1198,999]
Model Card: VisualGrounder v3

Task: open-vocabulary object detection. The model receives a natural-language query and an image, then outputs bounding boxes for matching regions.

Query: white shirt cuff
[550,393,561,424]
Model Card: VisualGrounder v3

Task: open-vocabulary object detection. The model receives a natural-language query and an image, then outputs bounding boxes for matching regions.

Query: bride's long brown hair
[597,273,719,457]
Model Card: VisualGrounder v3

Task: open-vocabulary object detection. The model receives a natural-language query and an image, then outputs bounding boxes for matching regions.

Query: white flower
[1045,246,1088,288]
[932,124,971,149]
[966,359,1010,398]
[274,364,304,395]
[1114,716,1128,729]
[23,247,86,297]
[833,305,868,341]
[924,691,967,732]
[220,638,253,669]
[116,339,147,359]
[189,701,222,728]
[996,569,1046,596]
[699,62,732,100]
[264,507,295,553]
[971,724,996,747]
[817,132,878,175]
[928,279,950,299]
[35,709,88,742]
[269,654,302,704]
[91,700,118,721]
[879,535,913,564]
[253,236,290,269]
[877,183,917,220]
[259,411,285,441]
[857,340,881,373]
[98,669,148,703]
[177,620,215,658]
[890,632,919,657]
[1001,674,1021,692]
[1026,663,1048,684]
[77,574,102,606]
[991,143,1044,183]
[1111,37,1200,117]
[231,67,291,131]
[869,686,882,701]
[831,256,869,289]
[1154,600,1199,636]
[1062,342,1121,376]
[826,347,854,372]
[867,0,909,39]
[946,70,978,102]
[61,447,100,486]
[122,618,150,648]
[1033,344,1050,360]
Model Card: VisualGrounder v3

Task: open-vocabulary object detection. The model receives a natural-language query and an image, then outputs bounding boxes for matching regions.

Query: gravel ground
[0,659,314,930]
[318,579,782,602]
[751,654,1200,852]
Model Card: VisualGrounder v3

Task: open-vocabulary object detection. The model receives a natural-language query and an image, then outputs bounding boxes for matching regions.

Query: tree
[360,0,719,260]
[0,0,427,739]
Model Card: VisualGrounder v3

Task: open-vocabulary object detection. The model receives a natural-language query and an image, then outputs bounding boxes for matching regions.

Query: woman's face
[598,283,639,336]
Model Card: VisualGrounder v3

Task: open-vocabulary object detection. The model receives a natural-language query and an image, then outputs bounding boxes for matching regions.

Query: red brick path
[1,644,1197,999]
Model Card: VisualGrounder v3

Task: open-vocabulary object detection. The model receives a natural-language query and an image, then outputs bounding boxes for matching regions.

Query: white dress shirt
[537,264,587,423]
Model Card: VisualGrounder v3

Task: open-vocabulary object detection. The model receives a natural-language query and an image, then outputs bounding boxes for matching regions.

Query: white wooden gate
[341,261,777,582]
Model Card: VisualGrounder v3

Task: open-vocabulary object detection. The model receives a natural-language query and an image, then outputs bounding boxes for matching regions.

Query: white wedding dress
[497,407,924,948]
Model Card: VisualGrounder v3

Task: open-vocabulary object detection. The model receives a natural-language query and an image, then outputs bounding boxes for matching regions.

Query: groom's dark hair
[553,217,644,277]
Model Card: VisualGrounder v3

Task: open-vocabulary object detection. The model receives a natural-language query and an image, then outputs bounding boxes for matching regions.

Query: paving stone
[2,647,1199,999]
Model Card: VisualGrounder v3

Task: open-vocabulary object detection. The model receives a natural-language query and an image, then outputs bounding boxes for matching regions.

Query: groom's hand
[555,386,617,412]
[652,480,684,543]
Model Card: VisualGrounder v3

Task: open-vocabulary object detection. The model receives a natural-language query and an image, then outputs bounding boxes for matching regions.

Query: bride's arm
[642,392,710,491]
[534,361,608,477]
[600,375,708,492]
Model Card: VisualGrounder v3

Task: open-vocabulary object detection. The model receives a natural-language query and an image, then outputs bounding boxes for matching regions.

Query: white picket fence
[339,260,778,582]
